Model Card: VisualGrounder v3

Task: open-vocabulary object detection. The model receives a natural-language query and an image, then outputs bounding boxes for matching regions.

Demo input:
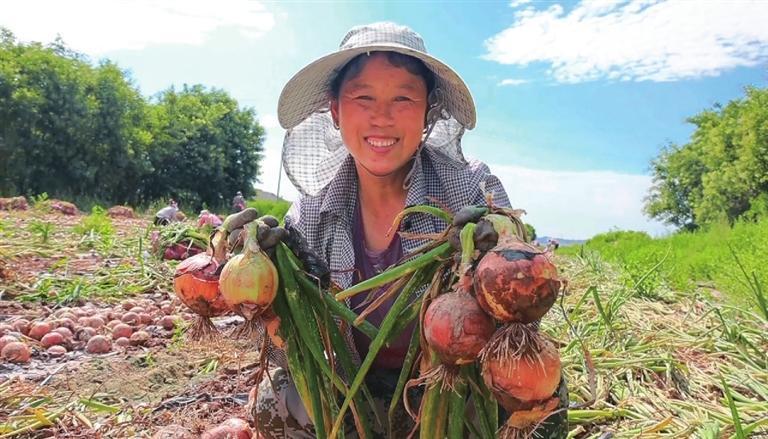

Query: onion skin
[482,336,561,411]
[173,253,229,318]
[424,291,495,365]
[201,418,253,439]
[474,238,561,323]
[219,222,278,321]
[2,341,31,363]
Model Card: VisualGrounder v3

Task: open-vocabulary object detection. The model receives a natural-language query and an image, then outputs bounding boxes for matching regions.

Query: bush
[572,220,768,308]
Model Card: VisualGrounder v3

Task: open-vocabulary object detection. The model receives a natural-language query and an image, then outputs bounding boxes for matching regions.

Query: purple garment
[349,202,416,369]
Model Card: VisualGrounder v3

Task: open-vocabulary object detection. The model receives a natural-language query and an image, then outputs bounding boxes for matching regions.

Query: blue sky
[3,0,767,239]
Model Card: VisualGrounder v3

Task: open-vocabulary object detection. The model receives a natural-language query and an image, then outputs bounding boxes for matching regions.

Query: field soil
[1,211,261,438]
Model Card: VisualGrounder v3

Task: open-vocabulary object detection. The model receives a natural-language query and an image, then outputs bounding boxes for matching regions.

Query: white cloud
[509,0,532,7]
[498,78,529,86]
[485,162,670,239]
[484,0,768,83]
[0,0,275,54]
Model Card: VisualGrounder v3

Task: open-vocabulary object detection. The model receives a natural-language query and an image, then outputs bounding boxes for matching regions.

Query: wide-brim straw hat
[278,22,476,196]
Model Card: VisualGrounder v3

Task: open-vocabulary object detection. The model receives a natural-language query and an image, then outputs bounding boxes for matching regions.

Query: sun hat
[278,21,477,197]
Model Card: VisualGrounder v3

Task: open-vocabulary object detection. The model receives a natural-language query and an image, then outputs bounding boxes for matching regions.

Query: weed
[135,353,156,368]
[28,220,55,243]
[31,192,50,212]
[74,206,115,251]
[198,358,220,375]
[74,206,114,237]
[729,245,768,321]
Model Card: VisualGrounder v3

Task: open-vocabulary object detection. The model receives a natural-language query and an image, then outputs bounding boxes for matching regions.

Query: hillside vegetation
[561,219,767,313]
[0,28,265,211]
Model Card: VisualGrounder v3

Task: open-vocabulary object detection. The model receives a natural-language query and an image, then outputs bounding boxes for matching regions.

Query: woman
[251,22,567,438]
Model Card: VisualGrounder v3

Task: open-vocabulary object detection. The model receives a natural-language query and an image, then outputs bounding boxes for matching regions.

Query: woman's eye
[394,96,413,102]
[355,95,373,101]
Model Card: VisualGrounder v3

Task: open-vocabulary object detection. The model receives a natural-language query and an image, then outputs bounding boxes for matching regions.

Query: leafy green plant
[28,220,55,243]
[74,206,115,251]
[31,192,49,207]
[198,358,220,375]
[247,198,292,223]
[74,206,114,237]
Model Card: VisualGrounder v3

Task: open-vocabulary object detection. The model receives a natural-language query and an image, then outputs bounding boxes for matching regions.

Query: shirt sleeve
[470,161,512,209]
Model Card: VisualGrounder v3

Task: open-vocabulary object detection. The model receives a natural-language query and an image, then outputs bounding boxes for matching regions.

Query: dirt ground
[0,210,263,438]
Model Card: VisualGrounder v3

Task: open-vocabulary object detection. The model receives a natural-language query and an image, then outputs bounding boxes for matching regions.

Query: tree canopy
[644,86,768,229]
[0,28,265,210]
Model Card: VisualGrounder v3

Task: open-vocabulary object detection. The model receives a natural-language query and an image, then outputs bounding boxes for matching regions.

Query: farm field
[1,207,766,438]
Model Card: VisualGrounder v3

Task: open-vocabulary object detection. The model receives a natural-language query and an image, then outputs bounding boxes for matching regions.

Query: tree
[524,223,537,242]
[0,34,265,209]
[144,85,265,209]
[645,86,768,228]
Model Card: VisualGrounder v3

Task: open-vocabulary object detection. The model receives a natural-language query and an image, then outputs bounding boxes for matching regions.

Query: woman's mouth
[365,136,399,151]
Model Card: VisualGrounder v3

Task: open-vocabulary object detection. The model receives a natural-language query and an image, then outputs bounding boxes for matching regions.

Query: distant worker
[154,200,179,226]
[232,191,246,212]
[198,209,223,228]
[546,239,560,253]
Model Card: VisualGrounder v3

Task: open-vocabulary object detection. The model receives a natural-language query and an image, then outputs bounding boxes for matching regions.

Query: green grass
[561,218,768,309]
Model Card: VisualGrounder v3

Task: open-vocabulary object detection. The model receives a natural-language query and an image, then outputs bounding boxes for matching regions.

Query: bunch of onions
[422,284,495,390]
[173,252,230,339]
[471,211,563,436]
[219,220,278,338]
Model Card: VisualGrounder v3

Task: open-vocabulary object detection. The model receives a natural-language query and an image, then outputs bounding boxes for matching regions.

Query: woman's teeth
[366,138,397,147]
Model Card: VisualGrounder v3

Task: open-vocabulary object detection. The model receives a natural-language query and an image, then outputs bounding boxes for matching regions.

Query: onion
[201,418,253,439]
[173,252,230,339]
[86,316,105,330]
[158,316,176,330]
[47,345,67,357]
[0,335,19,351]
[424,291,494,366]
[28,321,52,340]
[121,312,140,326]
[152,425,195,439]
[12,319,30,335]
[112,323,133,339]
[41,332,65,348]
[1,341,31,363]
[122,300,137,311]
[481,327,561,424]
[0,324,15,336]
[86,335,111,354]
[52,327,73,340]
[130,330,151,346]
[76,327,96,342]
[219,221,278,337]
[474,237,561,323]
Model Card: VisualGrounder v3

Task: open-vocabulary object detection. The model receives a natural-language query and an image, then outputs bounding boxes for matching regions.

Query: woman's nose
[370,102,395,126]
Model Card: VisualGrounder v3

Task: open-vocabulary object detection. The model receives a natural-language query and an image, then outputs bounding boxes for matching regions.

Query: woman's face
[331,53,429,180]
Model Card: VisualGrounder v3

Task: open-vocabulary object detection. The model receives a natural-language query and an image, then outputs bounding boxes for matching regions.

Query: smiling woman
[251,21,568,438]
[331,53,430,185]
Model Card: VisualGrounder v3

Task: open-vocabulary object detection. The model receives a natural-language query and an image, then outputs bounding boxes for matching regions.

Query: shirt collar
[319,153,429,217]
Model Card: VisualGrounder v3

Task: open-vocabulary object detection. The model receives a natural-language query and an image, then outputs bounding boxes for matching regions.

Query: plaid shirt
[264,148,512,367]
